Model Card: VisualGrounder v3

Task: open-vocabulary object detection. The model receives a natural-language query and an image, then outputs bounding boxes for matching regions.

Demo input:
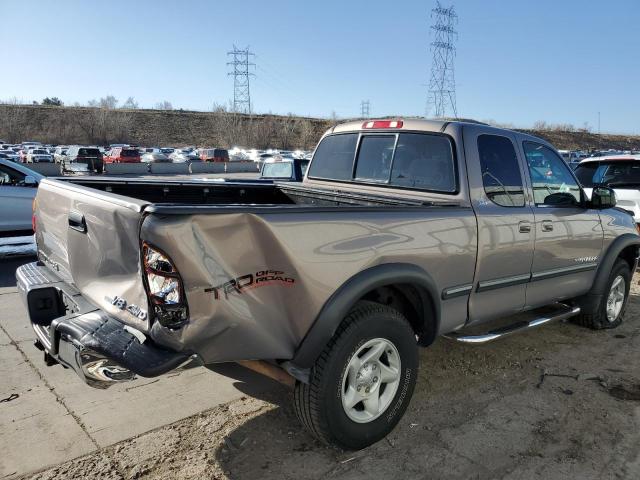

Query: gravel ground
[23,279,640,480]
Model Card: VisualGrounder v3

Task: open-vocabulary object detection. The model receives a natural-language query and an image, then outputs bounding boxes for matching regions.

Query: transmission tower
[227,45,255,113]
[427,2,458,118]
[360,100,370,118]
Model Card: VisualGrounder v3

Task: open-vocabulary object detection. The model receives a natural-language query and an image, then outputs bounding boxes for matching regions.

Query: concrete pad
[0,341,94,477]
[19,340,279,447]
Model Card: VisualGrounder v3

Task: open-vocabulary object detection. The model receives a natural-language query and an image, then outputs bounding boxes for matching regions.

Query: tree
[99,95,118,109]
[42,97,63,106]
[122,97,139,109]
[154,101,173,110]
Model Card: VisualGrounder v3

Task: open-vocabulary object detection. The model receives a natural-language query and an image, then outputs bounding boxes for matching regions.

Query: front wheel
[294,301,418,450]
[574,258,631,329]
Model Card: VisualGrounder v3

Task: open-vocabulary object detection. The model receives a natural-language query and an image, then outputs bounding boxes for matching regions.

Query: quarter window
[523,142,581,206]
[477,135,525,207]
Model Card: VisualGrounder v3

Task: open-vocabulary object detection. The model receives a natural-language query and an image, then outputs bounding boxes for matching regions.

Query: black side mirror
[591,186,617,209]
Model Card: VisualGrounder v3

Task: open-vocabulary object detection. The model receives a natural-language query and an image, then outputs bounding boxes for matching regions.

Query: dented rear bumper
[16,262,192,389]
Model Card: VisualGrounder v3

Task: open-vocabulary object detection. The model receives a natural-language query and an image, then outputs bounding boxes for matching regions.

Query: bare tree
[154,101,173,110]
[122,97,139,109]
[99,95,118,109]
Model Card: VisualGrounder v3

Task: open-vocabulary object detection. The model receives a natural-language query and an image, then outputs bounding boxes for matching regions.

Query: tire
[294,301,418,450]
[574,258,631,329]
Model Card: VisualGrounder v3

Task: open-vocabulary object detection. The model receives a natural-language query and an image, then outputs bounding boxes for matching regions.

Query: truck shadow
[211,288,640,479]
[0,255,36,288]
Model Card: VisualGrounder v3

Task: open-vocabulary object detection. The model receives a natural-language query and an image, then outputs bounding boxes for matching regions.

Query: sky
[1,0,639,134]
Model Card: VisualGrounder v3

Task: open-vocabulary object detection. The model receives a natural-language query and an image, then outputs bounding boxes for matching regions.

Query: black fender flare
[291,263,440,369]
[591,233,640,295]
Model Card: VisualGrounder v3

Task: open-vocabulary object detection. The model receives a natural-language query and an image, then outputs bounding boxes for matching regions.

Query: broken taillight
[142,242,188,328]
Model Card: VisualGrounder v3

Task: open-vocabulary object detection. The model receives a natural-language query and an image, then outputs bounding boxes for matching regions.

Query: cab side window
[523,142,581,206]
[477,134,525,207]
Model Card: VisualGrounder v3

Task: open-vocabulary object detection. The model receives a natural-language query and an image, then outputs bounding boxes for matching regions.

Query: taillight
[32,198,37,233]
[362,120,404,129]
[142,242,188,328]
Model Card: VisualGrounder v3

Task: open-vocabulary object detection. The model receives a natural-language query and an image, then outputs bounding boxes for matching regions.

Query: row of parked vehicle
[0,141,313,174]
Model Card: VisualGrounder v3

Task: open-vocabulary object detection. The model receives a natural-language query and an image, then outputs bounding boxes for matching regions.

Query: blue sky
[1,0,639,133]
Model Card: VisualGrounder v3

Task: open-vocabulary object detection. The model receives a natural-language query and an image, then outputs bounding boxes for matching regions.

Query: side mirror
[591,186,616,209]
[24,175,38,186]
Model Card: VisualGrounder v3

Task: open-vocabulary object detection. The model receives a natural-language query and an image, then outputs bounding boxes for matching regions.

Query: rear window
[122,149,139,157]
[308,132,456,192]
[575,161,640,188]
[78,148,99,156]
[213,149,229,158]
[32,149,47,154]
[308,133,358,181]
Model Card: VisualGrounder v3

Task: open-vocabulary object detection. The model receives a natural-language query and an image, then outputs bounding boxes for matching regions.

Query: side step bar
[444,303,581,344]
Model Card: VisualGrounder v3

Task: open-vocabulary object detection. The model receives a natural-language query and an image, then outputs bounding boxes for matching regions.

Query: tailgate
[34,179,151,331]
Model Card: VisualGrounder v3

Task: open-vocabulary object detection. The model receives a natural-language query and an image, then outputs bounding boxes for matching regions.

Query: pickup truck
[259,157,310,181]
[17,119,640,450]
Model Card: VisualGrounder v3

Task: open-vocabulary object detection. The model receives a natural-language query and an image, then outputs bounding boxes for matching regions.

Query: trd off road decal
[205,270,295,300]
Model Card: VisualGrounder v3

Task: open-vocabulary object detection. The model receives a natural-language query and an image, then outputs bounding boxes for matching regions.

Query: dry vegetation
[0,104,328,149]
[1,104,639,151]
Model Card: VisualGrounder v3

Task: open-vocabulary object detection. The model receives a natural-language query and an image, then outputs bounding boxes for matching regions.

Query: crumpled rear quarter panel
[141,207,476,363]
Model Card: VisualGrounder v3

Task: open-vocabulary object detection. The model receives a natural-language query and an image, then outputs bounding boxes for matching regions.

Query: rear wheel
[574,258,631,329]
[294,301,418,450]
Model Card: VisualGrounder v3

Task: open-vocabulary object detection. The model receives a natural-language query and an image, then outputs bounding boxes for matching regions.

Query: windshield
[575,160,640,187]
[32,149,47,154]
[262,162,293,178]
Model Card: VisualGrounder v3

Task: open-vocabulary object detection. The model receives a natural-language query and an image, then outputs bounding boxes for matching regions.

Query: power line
[227,45,255,113]
[427,2,458,118]
[360,100,370,118]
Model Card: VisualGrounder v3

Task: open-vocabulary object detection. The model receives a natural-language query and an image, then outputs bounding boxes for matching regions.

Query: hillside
[1,104,639,151]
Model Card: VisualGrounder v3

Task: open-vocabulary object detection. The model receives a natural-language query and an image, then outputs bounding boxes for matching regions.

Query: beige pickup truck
[17,119,639,449]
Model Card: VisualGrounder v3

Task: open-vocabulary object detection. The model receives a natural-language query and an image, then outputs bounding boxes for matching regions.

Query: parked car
[259,158,309,181]
[574,155,640,227]
[199,148,229,162]
[18,119,640,451]
[0,149,20,162]
[169,149,200,163]
[53,146,68,163]
[0,158,42,234]
[141,152,171,163]
[26,148,54,163]
[64,146,104,173]
[104,147,141,164]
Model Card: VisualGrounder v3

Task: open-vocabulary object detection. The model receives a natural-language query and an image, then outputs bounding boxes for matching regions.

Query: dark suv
[64,146,104,173]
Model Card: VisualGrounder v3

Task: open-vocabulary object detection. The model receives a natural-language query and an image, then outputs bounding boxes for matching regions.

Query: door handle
[518,221,531,233]
[541,220,554,232]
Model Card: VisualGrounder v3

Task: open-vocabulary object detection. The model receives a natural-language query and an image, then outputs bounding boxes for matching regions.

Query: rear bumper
[16,262,192,389]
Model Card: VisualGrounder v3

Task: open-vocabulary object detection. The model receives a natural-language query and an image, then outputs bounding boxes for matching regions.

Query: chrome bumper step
[444,303,581,344]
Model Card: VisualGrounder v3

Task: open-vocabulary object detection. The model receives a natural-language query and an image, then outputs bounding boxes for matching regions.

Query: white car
[574,155,640,225]
[0,159,43,233]
[26,148,54,163]
[53,146,68,163]
[0,149,20,162]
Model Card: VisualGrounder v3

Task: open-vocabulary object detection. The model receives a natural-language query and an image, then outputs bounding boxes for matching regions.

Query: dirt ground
[23,280,640,480]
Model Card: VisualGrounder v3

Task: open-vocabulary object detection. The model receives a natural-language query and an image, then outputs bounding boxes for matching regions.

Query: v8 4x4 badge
[205,270,296,300]
[105,295,148,321]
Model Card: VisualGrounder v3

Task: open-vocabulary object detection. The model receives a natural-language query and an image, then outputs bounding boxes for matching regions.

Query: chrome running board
[444,303,580,344]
